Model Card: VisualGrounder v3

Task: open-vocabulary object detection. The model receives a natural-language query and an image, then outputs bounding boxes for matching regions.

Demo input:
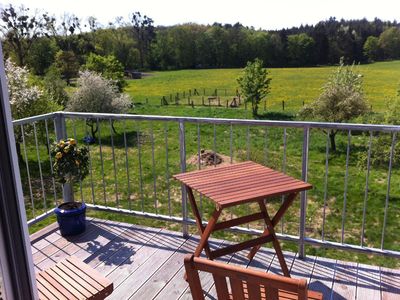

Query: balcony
[12,111,400,299]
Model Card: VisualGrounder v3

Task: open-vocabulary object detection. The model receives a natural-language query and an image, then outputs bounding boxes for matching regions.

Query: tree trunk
[329,131,336,152]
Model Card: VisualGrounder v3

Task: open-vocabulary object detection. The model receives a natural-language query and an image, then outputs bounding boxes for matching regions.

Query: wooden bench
[184,254,323,300]
[36,256,113,300]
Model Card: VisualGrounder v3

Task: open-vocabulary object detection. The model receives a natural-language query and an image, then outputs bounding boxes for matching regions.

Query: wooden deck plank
[129,235,201,299]
[35,219,121,271]
[107,230,189,300]
[93,225,162,276]
[357,263,381,300]
[290,254,316,282]
[381,266,400,300]
[30,219,400,300]
[308,256,336,299]
[332,260,357,300]
[155,239,226,300]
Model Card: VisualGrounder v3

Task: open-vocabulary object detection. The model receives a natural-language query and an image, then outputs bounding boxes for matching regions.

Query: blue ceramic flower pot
[54,202,86,236]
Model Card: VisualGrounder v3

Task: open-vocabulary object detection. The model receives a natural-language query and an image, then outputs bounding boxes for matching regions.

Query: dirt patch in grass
[187,149,235,169]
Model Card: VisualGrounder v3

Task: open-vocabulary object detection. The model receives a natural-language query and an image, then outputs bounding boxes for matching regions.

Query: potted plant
[51,138,89,236]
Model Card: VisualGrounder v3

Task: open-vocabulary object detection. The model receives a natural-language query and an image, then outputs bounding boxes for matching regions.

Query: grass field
[126,60,400,113]
[22,61,400,269]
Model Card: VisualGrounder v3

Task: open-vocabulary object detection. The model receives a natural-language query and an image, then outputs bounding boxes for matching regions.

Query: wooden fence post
[226,100,229,108]
[202,96,204,106]
[218,97,220,106]
[264,100,267,111]
[282,100,285,111]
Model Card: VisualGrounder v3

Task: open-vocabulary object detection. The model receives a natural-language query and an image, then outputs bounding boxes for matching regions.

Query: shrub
[67,71,132,137]
[51,138,89,184]
[83,53,126,91]
[299,59,369,151]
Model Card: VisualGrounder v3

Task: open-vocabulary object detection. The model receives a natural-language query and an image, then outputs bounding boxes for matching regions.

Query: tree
[130,12,155,69]
[237,58,272,117]
[54,50,80,85]
[67,71,132,138]
[0,4,55,66]
[287,33,315,66]
[300,59,369,151]
[363,36,381,62]
[26,37,58,75]
[83,53,126,91]
[379,27,400,59]
[5,59,60,159]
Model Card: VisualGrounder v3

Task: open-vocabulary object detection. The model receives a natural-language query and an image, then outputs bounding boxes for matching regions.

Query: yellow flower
[63,145,71,153]
[55,152,63,159]
[75,160,80,166]
[69,139,77,145]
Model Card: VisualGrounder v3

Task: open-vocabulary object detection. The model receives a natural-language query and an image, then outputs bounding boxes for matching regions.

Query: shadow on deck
[30,218,400,300]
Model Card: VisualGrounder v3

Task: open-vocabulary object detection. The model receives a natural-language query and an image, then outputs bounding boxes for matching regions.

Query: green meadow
[126,60,400,112]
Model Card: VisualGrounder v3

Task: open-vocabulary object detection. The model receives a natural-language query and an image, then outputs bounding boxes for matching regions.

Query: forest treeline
[1,4,400,76]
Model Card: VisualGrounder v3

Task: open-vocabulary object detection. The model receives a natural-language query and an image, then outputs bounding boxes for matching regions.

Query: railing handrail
[13,111,400,132]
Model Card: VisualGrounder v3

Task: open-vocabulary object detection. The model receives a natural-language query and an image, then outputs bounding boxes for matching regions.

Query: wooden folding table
[174,161,312,277]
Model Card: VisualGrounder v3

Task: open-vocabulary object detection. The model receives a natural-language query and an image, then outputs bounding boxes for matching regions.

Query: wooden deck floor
[30,218,400,300]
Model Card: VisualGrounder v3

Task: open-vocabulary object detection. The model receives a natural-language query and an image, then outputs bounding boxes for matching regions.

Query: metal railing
[14,111,400,259]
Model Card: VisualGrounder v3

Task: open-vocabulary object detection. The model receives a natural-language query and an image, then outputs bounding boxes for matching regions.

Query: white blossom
[5,59,43,119]
[67,70,132,114]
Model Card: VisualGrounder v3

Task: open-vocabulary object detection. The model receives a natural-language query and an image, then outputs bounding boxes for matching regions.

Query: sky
[2,0,400,30]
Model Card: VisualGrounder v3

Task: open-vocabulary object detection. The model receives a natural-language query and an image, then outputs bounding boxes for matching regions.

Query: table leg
[193,208,222,257]
[248,193,298,261]
[186,187,212,258]
[248,200,290,277]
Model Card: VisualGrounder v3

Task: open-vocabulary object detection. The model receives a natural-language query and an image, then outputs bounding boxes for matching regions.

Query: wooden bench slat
[50,265,93,298]
[37,272,72,300]
[67,256,112,288]
[60,259,104,291]
[44,268,82,299]
[56,261,100,295]
[37,256,113,300]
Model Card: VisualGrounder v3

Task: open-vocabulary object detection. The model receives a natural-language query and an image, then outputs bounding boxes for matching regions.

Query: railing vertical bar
[85,118,95,204]
[72,119,83,202]
[321,130,331,241]
[165,122,171,216]
[150,123,157,213]
[137,123,144,212]
[229,123,233,164]
[21,124,35,217]
[341,130,352,244]
[264,127,268,165]
[33,122,47,210]
[213,124,217,167]
[179,121,189,237]
[246,125,250,161]
[246,125,251,228]
[122,120,131,210]
[381,133,396,249]
[281,128,287,234]
[44,119,57,206]
[197,123,203,218]
[299,127,310,258]
[109,119,119,207]
[229,123,233,219]
[97,118,107,205]
[361,131,373,247]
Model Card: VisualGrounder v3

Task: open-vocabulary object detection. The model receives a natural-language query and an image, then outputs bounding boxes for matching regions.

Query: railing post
[299,127,310,258]
[179,120,189,237]
[55,113,73,202]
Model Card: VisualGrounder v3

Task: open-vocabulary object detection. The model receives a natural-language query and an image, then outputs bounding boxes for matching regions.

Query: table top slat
[174,161,311,208]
